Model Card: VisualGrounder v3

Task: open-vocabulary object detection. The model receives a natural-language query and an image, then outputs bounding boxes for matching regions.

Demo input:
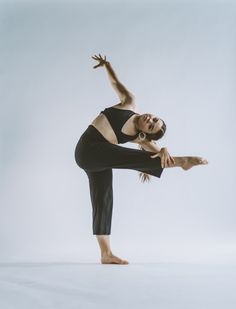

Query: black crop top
[100,107,139,144]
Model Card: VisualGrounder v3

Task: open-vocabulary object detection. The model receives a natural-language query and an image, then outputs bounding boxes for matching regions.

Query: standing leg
[85,169,129,265]
[86,169,113,235]
[96,235,129,265]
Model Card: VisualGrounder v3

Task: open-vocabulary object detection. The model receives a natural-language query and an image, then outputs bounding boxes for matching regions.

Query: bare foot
[101,252,129,265]
[182,156,208,170]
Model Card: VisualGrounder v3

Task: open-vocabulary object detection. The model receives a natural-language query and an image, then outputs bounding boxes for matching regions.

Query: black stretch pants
[74,125,164,235]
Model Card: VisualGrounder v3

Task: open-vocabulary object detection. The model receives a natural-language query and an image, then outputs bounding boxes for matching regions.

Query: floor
[0,262,235,309]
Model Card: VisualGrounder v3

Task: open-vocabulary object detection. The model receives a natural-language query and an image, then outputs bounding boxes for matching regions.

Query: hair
[138,119,167,183]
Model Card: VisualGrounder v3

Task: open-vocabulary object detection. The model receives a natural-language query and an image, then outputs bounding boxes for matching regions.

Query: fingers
[164,150,175,167]
[150,152,175,168]
[91,54,102,60]
[163,155,171,168]
[165,156,175,167]
[99,53,106,61]
[166,156,175,167]
[150,153,159,158]
[92,54,107,69]
[92,54,106,61]
[150,153,167,168]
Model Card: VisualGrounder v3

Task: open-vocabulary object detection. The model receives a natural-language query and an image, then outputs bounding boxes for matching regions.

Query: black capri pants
[74,125,164,235]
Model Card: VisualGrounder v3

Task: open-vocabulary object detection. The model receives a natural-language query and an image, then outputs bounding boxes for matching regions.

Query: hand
[91,53,109,69]
[150,147,175,168]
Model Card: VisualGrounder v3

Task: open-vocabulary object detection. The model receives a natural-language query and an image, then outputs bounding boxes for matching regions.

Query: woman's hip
[74,125,110,169]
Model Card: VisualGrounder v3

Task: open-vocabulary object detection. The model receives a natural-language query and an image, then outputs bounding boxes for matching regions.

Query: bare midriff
[91,113,119,144]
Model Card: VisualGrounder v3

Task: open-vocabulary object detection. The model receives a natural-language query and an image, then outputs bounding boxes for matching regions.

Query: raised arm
[92,54,135,105]
[104,62,135,103]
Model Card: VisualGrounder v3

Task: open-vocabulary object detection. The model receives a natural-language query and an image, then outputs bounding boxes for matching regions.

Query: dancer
[74,54,208,265]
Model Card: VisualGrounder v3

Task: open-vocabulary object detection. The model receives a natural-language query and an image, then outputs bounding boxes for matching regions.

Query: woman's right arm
[104,62,135,104]
[92,54,135,105]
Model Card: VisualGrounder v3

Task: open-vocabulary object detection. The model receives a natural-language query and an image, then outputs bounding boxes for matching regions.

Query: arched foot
[182,156,208,170]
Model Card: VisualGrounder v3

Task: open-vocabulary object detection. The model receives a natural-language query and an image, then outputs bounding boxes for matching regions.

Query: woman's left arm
[139,140,175,168]
[138,140,161,153]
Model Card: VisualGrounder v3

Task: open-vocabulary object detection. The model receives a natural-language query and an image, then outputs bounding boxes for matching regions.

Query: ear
[138,132,146,141]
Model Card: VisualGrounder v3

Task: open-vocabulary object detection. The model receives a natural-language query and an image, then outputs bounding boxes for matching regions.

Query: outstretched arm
[138,139,162,153]
[133,139,175,168]
[92,54,135,105]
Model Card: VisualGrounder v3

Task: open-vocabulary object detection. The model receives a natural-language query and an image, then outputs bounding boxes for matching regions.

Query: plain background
[1,0,235,264]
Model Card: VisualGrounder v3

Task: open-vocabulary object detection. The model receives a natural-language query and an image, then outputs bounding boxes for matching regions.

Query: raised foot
[101,253,129,265]
[182,156,208,170]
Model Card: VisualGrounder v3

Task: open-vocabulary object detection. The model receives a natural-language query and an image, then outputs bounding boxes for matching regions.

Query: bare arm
[137,140,162,153]
[103,61,119,84]
[91,54,135,105]
[104,62,135,104]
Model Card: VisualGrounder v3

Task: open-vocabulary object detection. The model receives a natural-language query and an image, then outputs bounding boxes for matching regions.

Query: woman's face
[138,114,164,134]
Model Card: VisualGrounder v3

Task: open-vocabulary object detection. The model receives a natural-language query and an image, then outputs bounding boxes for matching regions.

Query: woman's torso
[91,102,140,144]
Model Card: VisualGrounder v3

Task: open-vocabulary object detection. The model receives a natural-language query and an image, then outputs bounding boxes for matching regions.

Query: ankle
[172,156,185,168]
[101,250,112,257]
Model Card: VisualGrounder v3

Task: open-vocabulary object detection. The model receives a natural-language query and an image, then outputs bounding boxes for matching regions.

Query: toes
[121,259,129,264]
[113,255,129,264]
[113,257,124,264]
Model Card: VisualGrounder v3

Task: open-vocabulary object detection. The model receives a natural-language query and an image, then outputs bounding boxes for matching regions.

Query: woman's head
[135,113,166,141]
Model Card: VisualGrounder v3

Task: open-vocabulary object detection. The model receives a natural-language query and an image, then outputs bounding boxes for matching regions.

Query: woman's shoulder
[111,101,138,112]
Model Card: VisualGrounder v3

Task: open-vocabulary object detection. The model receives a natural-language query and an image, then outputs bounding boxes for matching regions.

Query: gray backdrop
[1,0,235,263]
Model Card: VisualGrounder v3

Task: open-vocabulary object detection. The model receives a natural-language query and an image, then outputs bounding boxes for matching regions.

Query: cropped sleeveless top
[100,107,139,144]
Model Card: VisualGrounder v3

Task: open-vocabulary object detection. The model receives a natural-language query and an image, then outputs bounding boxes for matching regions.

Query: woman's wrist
[104,61,110,67]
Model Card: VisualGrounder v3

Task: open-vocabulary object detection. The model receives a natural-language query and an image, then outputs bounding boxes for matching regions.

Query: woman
[74,54,208,265]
